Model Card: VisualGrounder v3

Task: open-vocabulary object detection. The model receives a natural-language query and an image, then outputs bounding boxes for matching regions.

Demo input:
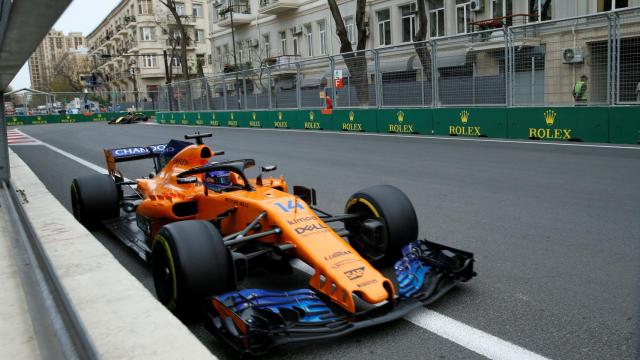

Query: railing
[166,14,197,24]
[217,4,251,20]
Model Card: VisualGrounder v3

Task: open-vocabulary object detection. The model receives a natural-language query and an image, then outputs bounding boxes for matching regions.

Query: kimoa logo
[389,111,414,134]
[528,109,572,140]
[449,110,480,136]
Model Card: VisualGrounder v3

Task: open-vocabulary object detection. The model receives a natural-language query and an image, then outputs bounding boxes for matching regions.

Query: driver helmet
[205,170,231,190]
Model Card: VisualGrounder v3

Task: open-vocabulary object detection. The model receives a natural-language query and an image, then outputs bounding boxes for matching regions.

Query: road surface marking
[7,129,40,145]
[18,129,552,360]
[289,260,550,360]
[148,122,640,150]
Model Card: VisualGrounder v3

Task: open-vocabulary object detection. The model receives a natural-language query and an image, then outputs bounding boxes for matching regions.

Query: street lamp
[128,57,140,111]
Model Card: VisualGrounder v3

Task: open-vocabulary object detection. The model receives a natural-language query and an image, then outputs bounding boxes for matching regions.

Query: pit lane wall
[155,107,640,144]
[4,111,157,125]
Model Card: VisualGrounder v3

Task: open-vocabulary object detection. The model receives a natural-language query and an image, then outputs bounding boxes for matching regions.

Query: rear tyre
[70,174,119,228]
[152,220,234,318]
[345,185,418,265]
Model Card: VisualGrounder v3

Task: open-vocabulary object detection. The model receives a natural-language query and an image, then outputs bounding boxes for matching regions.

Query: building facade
[86,0,214,107]
[28,30,87,91]
[201,0,639,107]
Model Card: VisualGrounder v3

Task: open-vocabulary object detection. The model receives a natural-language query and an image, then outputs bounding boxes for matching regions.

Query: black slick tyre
[70,174,119,228]
[152,220,234,318]
[345,185,418,265]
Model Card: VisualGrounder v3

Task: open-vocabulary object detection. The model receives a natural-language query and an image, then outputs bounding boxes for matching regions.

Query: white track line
[148,122,640,150]
[20,129,552,360]
[289,260,550,360]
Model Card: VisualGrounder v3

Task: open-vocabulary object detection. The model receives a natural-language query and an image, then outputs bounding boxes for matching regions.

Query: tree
[414,0,432,83]
[158,0,191,81]
[327,0,369,105]
[49,53,92,92]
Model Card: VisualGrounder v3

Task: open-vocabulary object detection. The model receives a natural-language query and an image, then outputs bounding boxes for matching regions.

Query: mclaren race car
[70,132,476,355]
[108,111,149,124]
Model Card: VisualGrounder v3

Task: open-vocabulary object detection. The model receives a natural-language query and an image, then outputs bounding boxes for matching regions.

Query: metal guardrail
[0,180,99,360]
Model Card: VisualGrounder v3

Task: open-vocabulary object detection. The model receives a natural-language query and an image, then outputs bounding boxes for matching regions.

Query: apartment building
[28,30,87,91]
[86,0,214,103]
[205,0,639,105]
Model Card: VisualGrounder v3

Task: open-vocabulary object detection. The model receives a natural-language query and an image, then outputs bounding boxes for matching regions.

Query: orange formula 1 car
[70,132,476,355]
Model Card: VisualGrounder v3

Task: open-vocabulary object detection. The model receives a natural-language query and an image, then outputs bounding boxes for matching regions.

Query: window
[141,27,154,41]
[599,0,628,11]
[305,24,313,57]
[377,9,391,46]
[400,3,416,43]
[141,55,157,68]
[138,0,153,15]
[344,16,355,45]
[292,34,299,55]
[318,20,327,55]
[216,46,222,70]
[238,43,244,64]
[280,31,287,55]
[263,34,271,58]
[195,29,204,42]
[456,0,472,34]
[428,0,444,38]
[529,0,551,21]
[175,2,186,15]
[172,56,181,67]
[193,4,203,17]
[491,0,512,25]
[207,54,212,65]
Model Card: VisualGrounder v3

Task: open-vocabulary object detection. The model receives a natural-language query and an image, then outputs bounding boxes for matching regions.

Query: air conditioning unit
[247,38,259,47]
[470,0,483,11]
[562,48,584,64]
[291,25,303,35]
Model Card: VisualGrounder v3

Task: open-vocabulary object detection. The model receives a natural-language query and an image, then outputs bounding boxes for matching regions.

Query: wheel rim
[152,236,178,310]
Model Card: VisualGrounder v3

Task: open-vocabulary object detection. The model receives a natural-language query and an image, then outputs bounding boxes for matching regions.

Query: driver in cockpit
[204,170,232,192]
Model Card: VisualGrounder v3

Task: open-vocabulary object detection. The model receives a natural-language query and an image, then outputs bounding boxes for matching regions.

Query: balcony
[125,16,137,28]
[258,0,301,15]
[165,14,198,26]
[265,54,301,75]
[217,4,252,27]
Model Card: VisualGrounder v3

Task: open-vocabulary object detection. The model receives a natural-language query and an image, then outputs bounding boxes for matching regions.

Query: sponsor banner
[301,109,333,130]
[247,111,271,128]
[377,109,433,135]
[434,108,508,138]
[270,110,299,129]
[110,143,166,159]
[508,107,608,143]
[331,109,377,132]
[606,107,640,144]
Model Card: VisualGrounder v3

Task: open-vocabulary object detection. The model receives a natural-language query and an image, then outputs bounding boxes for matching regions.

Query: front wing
[205,239,475,355]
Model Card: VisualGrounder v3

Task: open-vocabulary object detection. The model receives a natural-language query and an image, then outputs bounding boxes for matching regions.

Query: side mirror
[261,165,277,172]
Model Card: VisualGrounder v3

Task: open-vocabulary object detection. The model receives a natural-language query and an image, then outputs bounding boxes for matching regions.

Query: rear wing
[104,144,166,176]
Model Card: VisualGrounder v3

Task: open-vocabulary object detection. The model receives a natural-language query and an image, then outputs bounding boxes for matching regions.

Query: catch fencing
[163,7,639,110]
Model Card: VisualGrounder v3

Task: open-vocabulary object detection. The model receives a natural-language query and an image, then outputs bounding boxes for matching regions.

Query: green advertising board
[608,107,640,144]
[300,109,333,130]
[246,111,272,128]
[434,108,508,138]
[508,107,609,143]
[270,110,301,129]
[377,108,433,135]
[332,109,377,132]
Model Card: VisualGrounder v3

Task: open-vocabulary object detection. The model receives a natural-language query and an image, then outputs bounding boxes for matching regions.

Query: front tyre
[152,220,234,318]
[345,185,418,265]
[70,174,119,228]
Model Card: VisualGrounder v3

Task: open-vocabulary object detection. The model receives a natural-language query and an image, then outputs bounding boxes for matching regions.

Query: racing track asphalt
[10,122,640,360]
